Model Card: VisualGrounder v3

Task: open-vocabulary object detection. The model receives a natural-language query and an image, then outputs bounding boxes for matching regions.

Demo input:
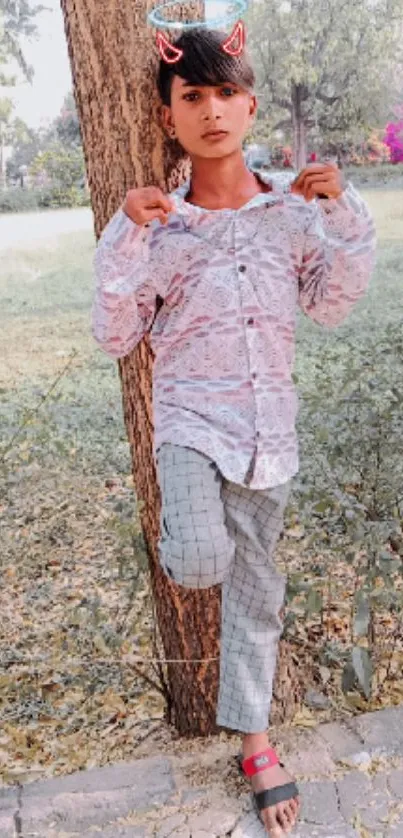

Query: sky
[2,0,231,132]
[3,0,73,130]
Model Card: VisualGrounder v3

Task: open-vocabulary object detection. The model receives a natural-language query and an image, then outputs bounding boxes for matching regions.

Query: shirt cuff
[116,207,152,244]
[316,181,364,216]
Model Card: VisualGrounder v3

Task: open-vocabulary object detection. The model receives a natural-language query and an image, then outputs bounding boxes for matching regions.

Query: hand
[291,162,345,202]
[122,186,175,226]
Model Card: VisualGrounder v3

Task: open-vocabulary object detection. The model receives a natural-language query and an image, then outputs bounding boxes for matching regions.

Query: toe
[284,802,296,829]
[276,803,290,832]
[288,798,298,821]
[264,807,283,837]
[283,802,297,832]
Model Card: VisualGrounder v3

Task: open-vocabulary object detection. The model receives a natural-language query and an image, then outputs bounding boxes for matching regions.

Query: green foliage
[284,232,403,701]
[29,142,86,191]
[345,164,403,189]
[0,185,38,212]
[245,0,403,158]
[53,91,82,148]
[0,184,90,213]
[0,0,46,84]
[1,141,89,212]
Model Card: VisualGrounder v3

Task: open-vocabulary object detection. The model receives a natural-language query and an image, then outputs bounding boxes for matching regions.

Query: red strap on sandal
[242,748,280,777]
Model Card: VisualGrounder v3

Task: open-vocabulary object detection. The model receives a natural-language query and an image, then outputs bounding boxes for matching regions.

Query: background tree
[0,0,47,185]
[53,90,82,148]
[59,0,302,736]
[6,91,84,187]
[245,0,403,168]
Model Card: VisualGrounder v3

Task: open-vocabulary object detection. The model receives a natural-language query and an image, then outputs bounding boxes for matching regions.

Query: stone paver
[389,770,403,799]
[22,755,173,799]
[298,779,343,826]
[336,770,373,821]
[293,827,359,838]
[317,721,364,762]
[87,829,147,837]
[22,788,151,832]
[21,756,176,834]
[386,821,403,838]
[187,804,240,834]
[352,707,403,757]
[0,811,14,837]
[0,784,17,811]
[157,812,188,837]
[283,732,337,778]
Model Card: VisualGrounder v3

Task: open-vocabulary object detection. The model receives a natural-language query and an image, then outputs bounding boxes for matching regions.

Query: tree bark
[60,0,301,738]
[291,83,307,170]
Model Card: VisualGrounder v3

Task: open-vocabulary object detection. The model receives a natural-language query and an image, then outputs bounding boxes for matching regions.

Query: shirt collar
[170,168,297,221]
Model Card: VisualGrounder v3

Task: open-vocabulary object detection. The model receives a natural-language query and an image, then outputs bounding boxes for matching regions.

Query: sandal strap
[241,748,280,777]
[255,781,299,810]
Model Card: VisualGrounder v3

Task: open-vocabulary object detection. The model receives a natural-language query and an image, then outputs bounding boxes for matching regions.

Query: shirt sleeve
[92,208,157,358]
[298,183,377,327]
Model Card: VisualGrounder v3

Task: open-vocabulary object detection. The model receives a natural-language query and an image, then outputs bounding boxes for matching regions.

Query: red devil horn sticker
[156,31,184,63]
[222,21,245,57]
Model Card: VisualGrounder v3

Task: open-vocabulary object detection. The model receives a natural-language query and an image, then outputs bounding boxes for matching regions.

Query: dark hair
[157,27,256,106]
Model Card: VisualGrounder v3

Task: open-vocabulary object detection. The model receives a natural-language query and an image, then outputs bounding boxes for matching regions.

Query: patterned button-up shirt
[92,169,376,489]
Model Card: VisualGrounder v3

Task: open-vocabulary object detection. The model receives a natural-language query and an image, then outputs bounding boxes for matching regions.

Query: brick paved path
[1,706,403,837]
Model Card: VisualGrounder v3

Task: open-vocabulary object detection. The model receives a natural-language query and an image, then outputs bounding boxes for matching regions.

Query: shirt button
[239,264,246,272]
[247,317,254,326]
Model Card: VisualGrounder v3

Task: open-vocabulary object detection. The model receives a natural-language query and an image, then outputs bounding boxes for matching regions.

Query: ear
[161,104,173,135]
[222,21,245,57]
[156,31,184,64]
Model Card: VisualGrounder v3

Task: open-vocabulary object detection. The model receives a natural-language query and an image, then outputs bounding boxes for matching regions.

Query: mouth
[202,130,229,140]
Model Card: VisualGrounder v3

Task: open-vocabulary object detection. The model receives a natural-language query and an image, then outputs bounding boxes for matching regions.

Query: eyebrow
[179,81,234,88]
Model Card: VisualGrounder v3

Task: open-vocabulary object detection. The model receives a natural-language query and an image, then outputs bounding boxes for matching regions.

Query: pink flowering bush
[383,121,403,163]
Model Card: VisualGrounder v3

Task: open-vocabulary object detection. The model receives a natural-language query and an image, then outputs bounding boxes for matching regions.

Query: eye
[183,91,200,102]
[221,86,237,96]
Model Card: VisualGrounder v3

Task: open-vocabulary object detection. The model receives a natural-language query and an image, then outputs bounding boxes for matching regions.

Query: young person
[93,27,376,837]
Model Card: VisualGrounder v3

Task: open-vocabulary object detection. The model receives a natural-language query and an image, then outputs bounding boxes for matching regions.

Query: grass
[0,188,402,783]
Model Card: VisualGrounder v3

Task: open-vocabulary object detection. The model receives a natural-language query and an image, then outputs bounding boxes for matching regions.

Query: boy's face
[162,76,257,159]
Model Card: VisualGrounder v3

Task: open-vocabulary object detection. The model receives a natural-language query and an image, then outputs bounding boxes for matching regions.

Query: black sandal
[236,748,299,825]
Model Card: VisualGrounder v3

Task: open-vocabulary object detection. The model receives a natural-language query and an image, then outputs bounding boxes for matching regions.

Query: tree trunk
[60,0,301,738]
[291,83,307,170]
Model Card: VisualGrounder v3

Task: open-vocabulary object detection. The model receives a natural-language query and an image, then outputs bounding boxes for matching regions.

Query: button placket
[237,253,261,449]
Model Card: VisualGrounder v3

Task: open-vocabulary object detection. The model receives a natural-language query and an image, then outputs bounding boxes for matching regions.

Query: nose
[201,91,223,122]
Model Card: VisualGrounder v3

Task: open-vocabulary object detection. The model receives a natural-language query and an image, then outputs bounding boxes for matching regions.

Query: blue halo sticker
[147,0,248,31]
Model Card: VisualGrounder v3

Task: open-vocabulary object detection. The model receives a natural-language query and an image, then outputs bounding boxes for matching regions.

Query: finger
[292,163,334,189]
[144,187,174,213]
[141,208,170,224]
[293,166,338,195]
[300,174,338,196]
[302,176,339,201]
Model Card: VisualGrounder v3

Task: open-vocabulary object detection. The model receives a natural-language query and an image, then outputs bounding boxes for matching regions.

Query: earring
[170,129,176,138]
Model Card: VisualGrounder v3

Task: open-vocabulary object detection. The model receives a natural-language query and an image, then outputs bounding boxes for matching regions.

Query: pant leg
[156,444,236,589]
[216,480,290,733]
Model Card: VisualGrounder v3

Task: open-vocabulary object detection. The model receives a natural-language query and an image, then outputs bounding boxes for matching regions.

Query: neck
[186,150,266,210]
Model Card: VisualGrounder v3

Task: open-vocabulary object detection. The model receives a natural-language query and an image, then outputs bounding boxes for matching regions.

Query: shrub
[0,188,39,214]
[288,322,403,699]
[0,186,91,214]
[383,121,403,163]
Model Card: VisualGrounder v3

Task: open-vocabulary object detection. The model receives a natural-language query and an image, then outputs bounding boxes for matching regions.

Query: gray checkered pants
[156,444,290,733]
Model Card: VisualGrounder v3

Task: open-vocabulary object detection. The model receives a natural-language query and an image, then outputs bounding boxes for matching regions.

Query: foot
[242,732,300,836]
